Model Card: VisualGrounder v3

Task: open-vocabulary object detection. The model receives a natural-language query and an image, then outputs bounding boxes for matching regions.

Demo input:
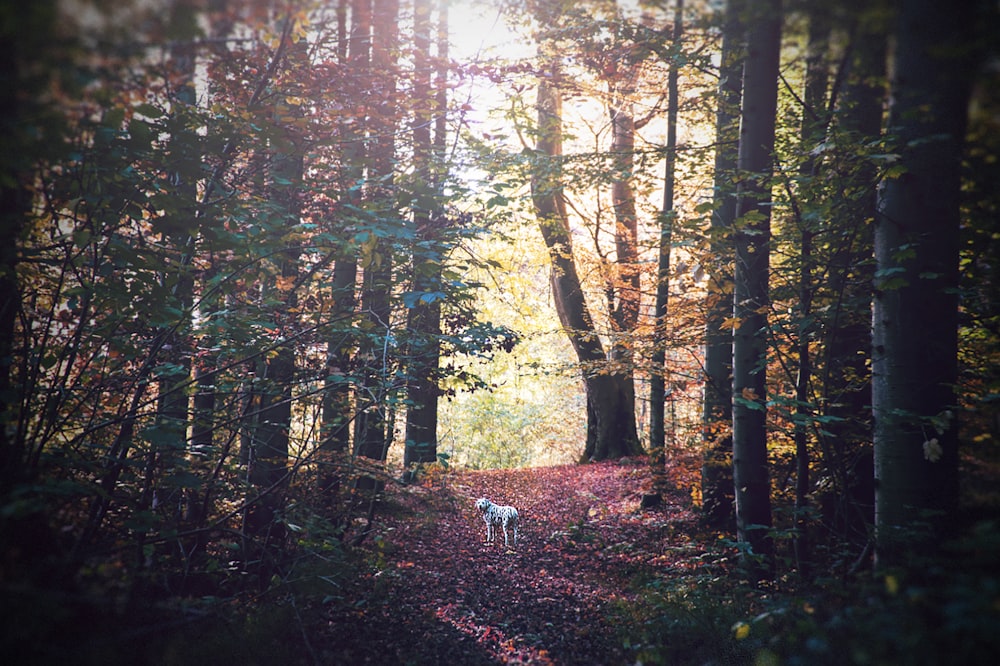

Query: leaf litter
[317,457,701,664]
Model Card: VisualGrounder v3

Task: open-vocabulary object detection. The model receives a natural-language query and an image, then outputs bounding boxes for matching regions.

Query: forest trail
[318,458,701,664]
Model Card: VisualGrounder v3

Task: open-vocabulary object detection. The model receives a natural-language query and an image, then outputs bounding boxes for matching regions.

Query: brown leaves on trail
[320,457,700,665]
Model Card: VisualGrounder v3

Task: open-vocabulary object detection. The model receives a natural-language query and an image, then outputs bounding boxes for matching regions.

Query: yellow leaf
[732,621,750,640]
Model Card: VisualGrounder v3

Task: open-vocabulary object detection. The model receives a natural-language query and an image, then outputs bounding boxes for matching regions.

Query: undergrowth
[613,520,1000,665]
[5,460,999,665]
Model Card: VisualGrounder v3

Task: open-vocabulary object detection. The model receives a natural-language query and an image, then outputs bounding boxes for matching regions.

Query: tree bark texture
[322,0,371,457]
[403,0,447,473]
[650,0,683,457]
[354,0,399,462]
[244,69,307,573]
[531,64,641,462]
[873,0,976,565]
[731,0,781,575]
[700,0,743,531]
[818,0,887,547]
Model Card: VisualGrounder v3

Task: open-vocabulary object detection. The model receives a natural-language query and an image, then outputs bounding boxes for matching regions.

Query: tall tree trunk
[700,0,743,532]
[146,0,200,534]
[818,0,886,550]
[244,166,303,580]
[606,3,640,448]
[791,0,831,577]
[530,55,641,462]
[731,0,781,579]
[873,0,976,566]
[321,0,370,462]
[246,342,294,581]
[0,12,36,492]
[353,0,399,464]
[650,0,683,458]
[147,1,227,580]
[243,34,308,580]
[403,0,447,476]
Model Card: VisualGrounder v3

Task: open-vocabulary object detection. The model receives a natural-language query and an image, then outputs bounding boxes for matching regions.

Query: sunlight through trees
[2,0,998,661]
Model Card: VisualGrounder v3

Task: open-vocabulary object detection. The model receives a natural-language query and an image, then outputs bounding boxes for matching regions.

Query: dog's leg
[501,521,509,548]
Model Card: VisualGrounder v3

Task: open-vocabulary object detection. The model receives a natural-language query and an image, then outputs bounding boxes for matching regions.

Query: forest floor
[9,454,1000,665]
[315,457,708,664]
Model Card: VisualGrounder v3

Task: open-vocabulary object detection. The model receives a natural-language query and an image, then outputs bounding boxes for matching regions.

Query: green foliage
[616,522,1000,666]
[3,1,998,661]
[4,0,526,577]
[609,549,756,665]
[732,529,1000,665]
[441,383,581,469]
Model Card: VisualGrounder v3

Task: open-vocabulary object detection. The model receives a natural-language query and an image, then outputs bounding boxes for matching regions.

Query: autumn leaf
[340,459,701,664]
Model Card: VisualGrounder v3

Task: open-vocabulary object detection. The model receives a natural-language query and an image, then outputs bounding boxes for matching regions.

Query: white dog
[475,498,519,548]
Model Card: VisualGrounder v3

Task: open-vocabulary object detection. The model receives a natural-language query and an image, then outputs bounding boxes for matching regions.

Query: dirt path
[319,460,699,664]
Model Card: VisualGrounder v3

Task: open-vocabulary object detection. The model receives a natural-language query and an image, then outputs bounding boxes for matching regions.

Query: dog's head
[475,498,491,513]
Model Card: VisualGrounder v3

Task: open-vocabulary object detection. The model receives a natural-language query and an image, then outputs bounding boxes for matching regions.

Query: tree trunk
[245,345,294,579]
[530,58,641,462]
[353,0,399,464]
[608,90,640,385]
[403,0,447,476]
[244,121,305,585]
[791,0,831,577]
[731,0,781,578]
[321,0,369,460]
[242,30,309,577]
[700,0,742,532]
[873,0,975,566]
[147,2,199,531]
[817,0,886,551]
[650,0,683,459]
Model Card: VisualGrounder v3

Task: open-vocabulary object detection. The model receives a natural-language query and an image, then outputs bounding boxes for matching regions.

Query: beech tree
[813,0,886,551]
[353,0,401,464]
[700,0,742,531]
[321,0,371,459]
[731,0,781,576]
[527,1,643,462]
[786,0,831,575]
[872,0,978,564]
[649,0,683,457]
[403,0,449,475]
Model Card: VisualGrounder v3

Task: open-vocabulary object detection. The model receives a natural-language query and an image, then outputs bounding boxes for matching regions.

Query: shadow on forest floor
[6,455,1000,665]
[317,458,702,664]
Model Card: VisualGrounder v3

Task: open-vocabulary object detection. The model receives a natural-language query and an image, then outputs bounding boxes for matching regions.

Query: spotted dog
[475,498,519,549]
